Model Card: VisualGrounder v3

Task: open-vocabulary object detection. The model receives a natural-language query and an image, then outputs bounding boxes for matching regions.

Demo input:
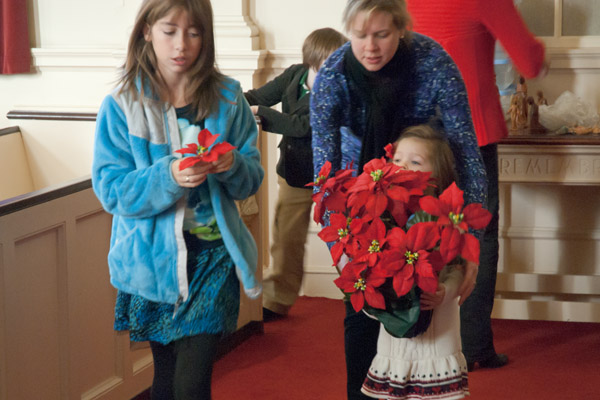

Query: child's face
[144,9,202,83]
[392,137,433,173]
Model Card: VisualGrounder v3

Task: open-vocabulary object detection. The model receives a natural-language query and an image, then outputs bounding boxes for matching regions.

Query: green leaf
[363,286,432,338]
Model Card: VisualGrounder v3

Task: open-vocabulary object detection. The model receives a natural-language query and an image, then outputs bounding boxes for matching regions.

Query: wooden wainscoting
[0,178,152,400]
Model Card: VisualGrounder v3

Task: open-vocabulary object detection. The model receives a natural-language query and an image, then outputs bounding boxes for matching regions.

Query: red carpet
[213,296,600,400]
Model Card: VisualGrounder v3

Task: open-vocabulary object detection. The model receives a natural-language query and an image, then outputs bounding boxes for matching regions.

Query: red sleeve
[478,0,545,78]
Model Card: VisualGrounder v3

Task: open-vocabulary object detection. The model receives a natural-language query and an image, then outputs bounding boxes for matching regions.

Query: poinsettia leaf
[366,192,388,218]
[438,182,464,210]
[211,141,236,155]
[333,275,351,291]
[326,191,349,213]
[386,185,410,202]
[317,161,332,180]
[349,216,368,235]
[348,191,368,215]
[460,233,481,264]
[365,286,386,310]
[178,156,202,171]
[393,270,414,297]
[385,226,407,249]
[419,195,443,216]
[175,143,198,155]
[407,221,440,250]
[370,217,387,239]
[329,212,347,227]
[317,226,340,243]
[387,200,409,227]
[350,292,365,312]
[197,128,219,148]
[416,272,438,293]
[440,226,462,264]
[427,250,446,272]
[330,242,345,266]
[312,201,326,225]
[463,203,493,230]
[199,149,219,163]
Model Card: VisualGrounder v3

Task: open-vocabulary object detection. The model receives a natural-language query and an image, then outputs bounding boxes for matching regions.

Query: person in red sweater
[406,0,548,371]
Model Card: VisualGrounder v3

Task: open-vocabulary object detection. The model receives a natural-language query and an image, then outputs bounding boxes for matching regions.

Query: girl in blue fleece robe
[91,0,263,398]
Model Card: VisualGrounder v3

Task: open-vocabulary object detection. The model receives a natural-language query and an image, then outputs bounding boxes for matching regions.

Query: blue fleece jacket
[92,77,264,304]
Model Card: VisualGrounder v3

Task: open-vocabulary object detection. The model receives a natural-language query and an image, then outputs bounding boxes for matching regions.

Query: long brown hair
[119,0,225,120]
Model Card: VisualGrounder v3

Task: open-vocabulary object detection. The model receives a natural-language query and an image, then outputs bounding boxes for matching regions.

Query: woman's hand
[420,284,445,310]
[171,159,212,187]
[457,261,478,305]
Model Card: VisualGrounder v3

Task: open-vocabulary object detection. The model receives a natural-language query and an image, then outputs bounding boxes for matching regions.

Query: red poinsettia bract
[313,145,491,324]
[334,261,387,312]
[309,161,356,225]
[317,213,366,266]
[347,158,431,226]
[175,129,236,171]
[379,222,444,296]
[419,182,492,264]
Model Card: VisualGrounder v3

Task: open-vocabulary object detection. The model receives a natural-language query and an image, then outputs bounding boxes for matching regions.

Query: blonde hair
[342,0,412,41]
[302,28,348,70]
[119,0,225,120]
[396,123,457,196]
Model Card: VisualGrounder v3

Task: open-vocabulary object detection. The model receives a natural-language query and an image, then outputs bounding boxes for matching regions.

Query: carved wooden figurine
[527,96,543,132]
[536,90,548,106]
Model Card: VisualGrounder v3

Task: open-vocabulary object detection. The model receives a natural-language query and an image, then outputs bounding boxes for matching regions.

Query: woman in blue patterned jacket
[309,1,487,399]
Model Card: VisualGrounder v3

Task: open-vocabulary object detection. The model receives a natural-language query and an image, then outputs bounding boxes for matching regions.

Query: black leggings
[150,333,220,400]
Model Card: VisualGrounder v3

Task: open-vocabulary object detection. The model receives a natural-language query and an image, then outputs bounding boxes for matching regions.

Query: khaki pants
[262,176,313,314]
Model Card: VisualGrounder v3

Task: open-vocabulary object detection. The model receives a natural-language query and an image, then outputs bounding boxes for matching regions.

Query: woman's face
[349,10,404,72]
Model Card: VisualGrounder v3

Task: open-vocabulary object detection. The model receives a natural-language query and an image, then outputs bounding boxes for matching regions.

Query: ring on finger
[185,175,190,183]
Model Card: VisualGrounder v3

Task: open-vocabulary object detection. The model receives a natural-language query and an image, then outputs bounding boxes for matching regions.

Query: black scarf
[344,39,426,172]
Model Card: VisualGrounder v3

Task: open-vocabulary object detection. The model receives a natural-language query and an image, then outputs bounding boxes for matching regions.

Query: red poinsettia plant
[310,151,491,337]
[175,128,236,170]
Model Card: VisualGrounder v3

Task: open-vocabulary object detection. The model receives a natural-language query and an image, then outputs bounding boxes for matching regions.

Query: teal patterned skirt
[114,237,240,344]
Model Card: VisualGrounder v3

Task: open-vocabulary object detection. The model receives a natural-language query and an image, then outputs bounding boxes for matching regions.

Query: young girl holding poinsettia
[358,123,491,400]
[311,122,490,400]
[91,0,263,398]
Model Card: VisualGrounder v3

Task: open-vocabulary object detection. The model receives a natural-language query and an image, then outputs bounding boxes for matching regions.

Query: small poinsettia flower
[348,158,430,223]
[307,161,332,190]
[419,182,492,264]
[311,161,356,225]
[347,158,398,218]
[353,217,390,267]
[379,222,442,296]
[319,213,354,265]
[175,128,236,171]
[334,260,387,312]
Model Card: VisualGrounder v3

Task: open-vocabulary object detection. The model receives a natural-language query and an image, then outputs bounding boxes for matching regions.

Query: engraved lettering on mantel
[499,155,600,183]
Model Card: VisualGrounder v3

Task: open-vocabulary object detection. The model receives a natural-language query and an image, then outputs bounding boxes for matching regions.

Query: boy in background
[245,27,347,320]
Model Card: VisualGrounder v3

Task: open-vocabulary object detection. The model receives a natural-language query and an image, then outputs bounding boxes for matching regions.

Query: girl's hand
[171,159,212,187]
[208,150,234,174]
[420,284,445,310]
